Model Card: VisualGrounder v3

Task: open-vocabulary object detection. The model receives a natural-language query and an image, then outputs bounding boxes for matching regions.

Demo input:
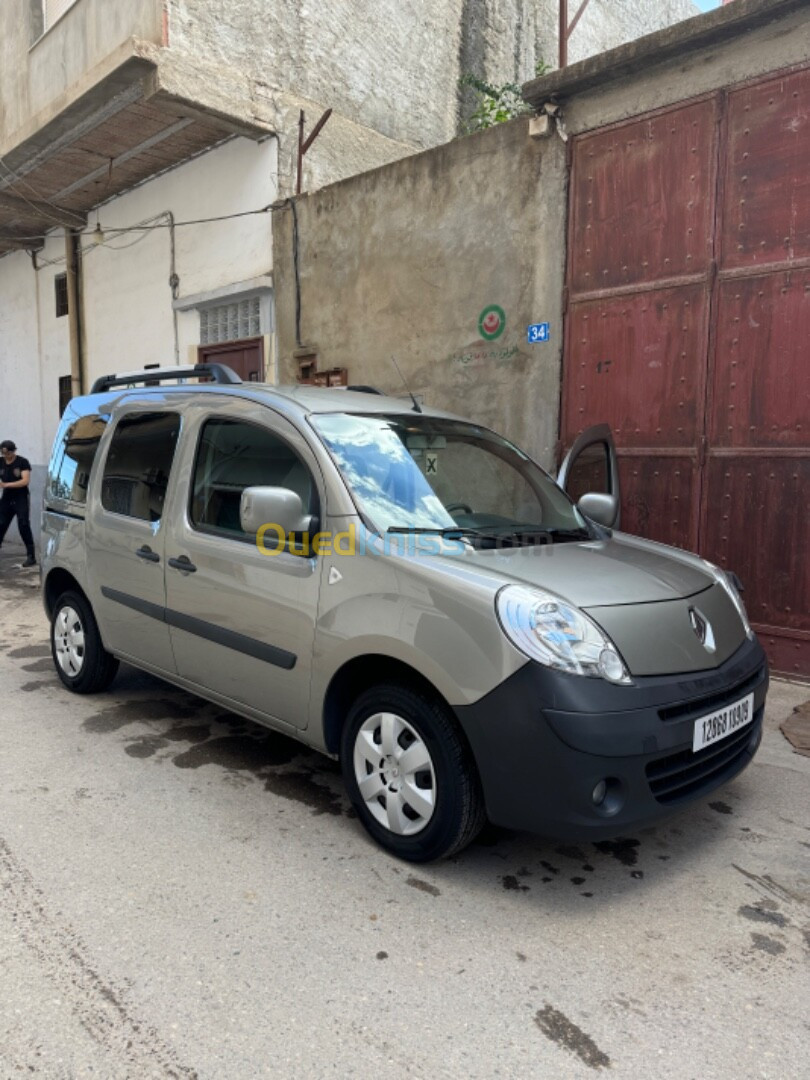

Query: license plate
[692,692,755,753]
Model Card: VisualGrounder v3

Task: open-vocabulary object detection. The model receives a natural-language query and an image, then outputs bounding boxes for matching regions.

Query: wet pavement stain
[262,770,344,816]
[593,837,640,866]
[709,801,734,815]
[161,724,211,744]
[539,860,560,875]
[570,877,586,885]
[750,933,786,956]
[502,875,529,892]
[84,698,199,734]
[20,680,54,692]
[534,1004,610,1070]
[738,904,789,928]
[406,876,441,897]
[173,735,297,772]
[21,658,55,673]
[376,951,389,960]
[125,736,170,759]
[8,644,51,659]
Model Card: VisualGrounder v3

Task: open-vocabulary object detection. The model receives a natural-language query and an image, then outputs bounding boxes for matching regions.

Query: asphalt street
[0,544,808,1079]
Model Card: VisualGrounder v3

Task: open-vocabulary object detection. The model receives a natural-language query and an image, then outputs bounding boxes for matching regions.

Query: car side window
[190,418,317,544]
[101,412,181,523]
[49,413,108,506]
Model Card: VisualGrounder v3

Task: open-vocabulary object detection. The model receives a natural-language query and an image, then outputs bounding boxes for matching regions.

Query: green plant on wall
[460,60,551,132]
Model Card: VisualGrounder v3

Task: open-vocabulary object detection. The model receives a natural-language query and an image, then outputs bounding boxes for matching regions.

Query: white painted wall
[0,134,275,518]
[0,247,44,451]
[82,135,276,385]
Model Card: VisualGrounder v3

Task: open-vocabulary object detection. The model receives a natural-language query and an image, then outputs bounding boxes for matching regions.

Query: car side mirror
[240,486,314,537]
[577,492,619,529]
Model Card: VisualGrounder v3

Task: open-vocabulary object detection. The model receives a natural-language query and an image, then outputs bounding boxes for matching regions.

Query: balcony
[0,0,271,255]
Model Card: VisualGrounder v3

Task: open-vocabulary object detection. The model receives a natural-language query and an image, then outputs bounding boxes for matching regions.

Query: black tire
[341,682,485,862]
[50,590,119,694]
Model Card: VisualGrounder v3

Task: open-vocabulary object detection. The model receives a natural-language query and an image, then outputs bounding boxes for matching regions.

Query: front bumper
[454,635,768,840]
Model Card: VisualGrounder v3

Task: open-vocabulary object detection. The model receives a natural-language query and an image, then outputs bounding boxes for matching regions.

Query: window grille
[55,273,69,318]
[58,374,72,416]
[43,0,79,31]
[199,297,262,345]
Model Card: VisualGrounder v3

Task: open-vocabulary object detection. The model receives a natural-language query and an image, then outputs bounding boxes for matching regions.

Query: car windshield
[310,413,590,543]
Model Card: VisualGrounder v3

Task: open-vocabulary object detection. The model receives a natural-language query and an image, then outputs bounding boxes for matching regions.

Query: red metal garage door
[563,66,810,677]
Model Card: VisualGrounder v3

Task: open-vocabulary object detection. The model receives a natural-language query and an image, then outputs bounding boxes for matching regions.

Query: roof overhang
[0,42,273,256]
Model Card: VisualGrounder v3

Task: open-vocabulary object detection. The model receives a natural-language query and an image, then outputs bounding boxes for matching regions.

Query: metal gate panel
[569,98,718,295]
[720,68,810,271]
[710,270,810,448]
[563,63,810,675]
[619,456,697,551]
[700,457,810,677]
[564,286,707,448]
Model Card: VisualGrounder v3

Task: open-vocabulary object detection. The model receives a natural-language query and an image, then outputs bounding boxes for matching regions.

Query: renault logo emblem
[689,607,716,653]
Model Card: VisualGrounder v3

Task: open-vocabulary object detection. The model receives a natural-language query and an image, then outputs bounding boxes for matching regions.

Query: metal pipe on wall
[63,226,84,396]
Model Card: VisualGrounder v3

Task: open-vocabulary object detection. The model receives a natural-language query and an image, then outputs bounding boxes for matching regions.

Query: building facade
[0,0,696,525]
[271,0,810,675]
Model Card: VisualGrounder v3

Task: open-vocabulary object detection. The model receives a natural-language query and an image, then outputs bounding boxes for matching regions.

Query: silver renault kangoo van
[42,364,767,861]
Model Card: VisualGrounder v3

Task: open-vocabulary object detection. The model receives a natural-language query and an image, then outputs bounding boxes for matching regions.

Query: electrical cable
[0,155,85,229]
[0,204,273,245]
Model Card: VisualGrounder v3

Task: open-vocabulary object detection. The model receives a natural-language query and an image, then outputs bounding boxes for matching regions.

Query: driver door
[557,423,621,527]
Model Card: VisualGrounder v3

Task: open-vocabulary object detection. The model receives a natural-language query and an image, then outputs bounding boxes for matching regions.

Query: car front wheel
[51,590,119,694]
[341,683,485,862]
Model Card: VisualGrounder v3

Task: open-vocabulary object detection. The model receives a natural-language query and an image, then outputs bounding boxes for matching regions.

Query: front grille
[646,710,762,805]
[657,665,764,724]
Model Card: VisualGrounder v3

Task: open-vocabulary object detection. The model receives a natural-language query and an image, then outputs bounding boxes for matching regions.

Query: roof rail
[90,363,243,395]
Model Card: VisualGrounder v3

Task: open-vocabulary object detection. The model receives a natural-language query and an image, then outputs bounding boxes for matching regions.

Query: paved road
[0,546,808,1079]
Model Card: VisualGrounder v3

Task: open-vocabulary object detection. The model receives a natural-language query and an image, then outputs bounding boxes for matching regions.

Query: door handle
[135,545,160,563]
[168,555,197,573]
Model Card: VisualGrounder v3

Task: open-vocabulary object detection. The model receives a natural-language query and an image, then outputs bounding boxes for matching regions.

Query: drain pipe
[64,227,84,396]
[166,210,180,365]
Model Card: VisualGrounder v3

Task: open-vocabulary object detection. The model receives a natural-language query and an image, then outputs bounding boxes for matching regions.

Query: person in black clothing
[0,440,36,566]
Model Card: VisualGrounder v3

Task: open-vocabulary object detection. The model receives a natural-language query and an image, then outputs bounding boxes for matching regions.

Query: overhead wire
[0,204,274,246]
[0,155,85,230]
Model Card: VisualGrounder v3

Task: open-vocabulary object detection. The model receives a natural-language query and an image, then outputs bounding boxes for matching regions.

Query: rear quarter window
[48,412,108,508]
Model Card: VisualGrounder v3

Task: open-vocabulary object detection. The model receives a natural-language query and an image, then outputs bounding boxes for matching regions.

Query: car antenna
[391,355,422,413]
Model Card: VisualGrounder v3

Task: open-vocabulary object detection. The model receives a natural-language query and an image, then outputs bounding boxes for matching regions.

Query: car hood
[439,531,713,607]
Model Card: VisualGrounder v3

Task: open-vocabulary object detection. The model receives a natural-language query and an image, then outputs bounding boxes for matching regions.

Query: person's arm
[0,468,30,490]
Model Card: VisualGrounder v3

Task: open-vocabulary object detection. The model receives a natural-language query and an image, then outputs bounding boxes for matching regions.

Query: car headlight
[703,561,754,640]
[496,585,631,683]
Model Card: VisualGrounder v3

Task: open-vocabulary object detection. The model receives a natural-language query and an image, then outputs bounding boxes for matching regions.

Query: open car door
[557,423,621,529]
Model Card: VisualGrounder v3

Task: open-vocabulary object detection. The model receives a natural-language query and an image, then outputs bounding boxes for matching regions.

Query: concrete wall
[0,0,162,146]
[274,118,568,470]
[166,0,697,162]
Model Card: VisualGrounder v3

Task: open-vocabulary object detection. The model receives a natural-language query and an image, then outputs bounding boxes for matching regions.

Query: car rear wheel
[51,590,119,694]
[341,683,485,862]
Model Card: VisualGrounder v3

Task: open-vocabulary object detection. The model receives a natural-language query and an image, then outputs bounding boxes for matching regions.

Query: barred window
[200,297,262,345]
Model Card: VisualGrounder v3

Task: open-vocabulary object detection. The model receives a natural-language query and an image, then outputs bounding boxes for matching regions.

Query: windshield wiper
[386,526,486,538]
